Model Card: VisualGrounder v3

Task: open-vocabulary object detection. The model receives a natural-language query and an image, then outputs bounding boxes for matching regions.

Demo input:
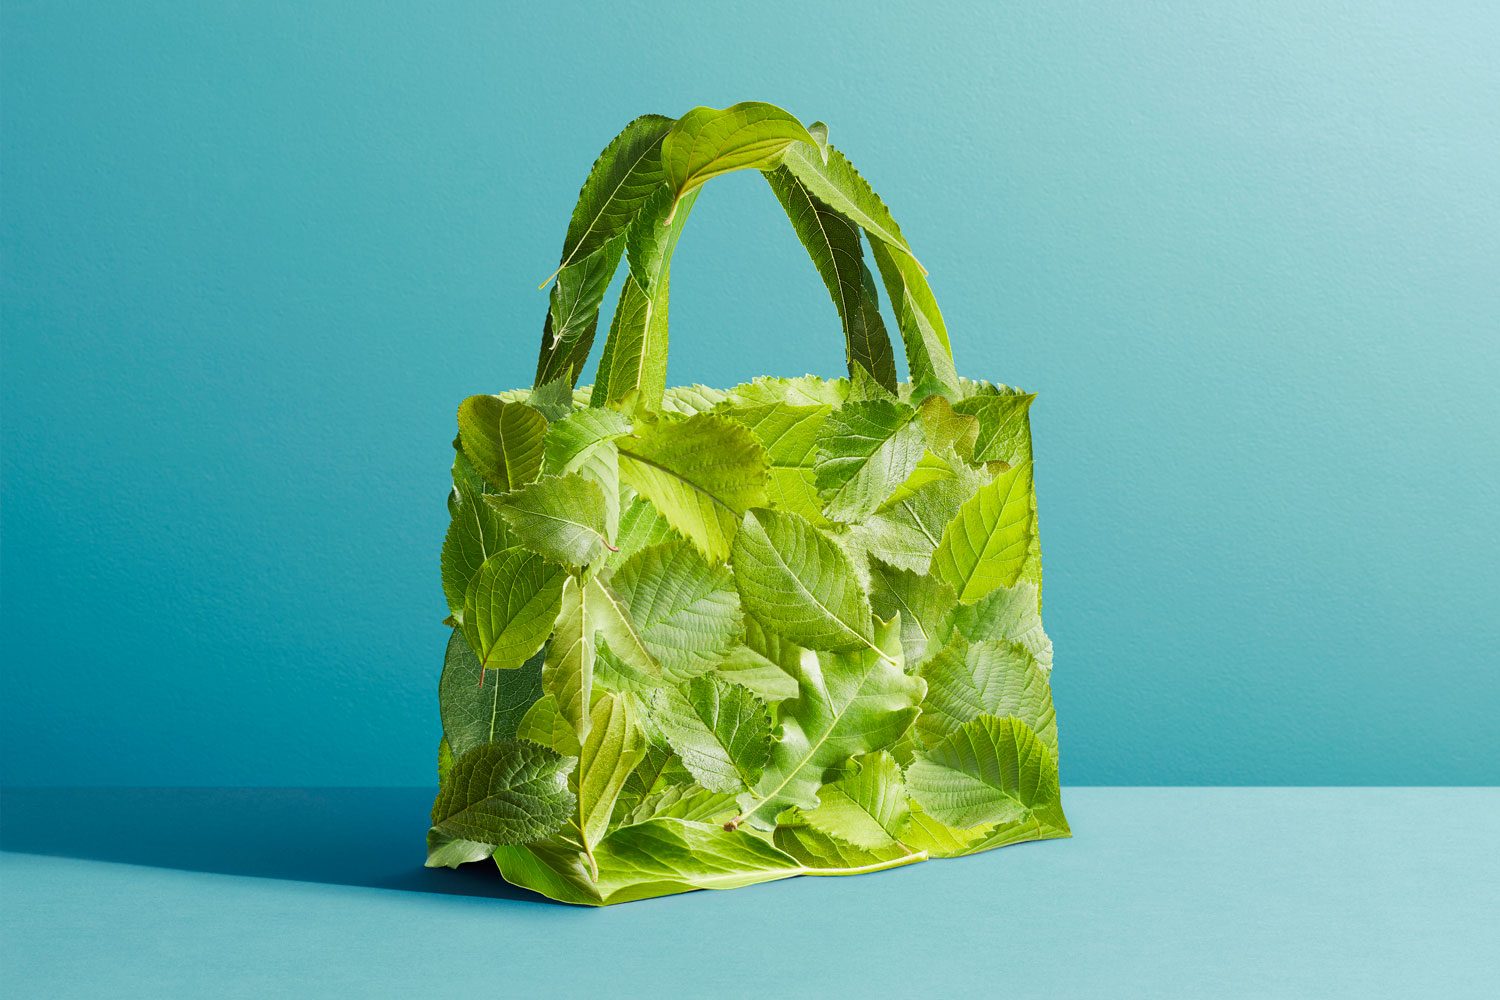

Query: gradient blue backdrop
[3,1,1496,787]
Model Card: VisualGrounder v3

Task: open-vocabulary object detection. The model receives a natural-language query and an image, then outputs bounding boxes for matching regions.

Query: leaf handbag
[428,103,1069,905]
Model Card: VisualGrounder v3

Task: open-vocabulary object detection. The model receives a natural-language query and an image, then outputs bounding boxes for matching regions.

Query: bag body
[428,104,1068,905]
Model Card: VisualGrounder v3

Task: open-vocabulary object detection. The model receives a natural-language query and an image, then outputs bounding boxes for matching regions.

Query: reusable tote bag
[428,103,1069,905]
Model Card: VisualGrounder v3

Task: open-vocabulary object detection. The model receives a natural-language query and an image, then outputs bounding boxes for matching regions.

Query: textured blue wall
[3,1,1496,786]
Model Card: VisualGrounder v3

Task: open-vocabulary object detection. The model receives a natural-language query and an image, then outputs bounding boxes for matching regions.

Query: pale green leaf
[651,674,772,794]
[801,751,909,850]
[617,413,770,562]
[608,539,744,682]
[430,740,576,846]
[765,166,898,392]
[896,800,994,859]
[867,235,958,390]
[576,692,648,858]
[954,390,1035,466]
[719,402,832,525]
[732,507,874,652]
[585,576,660,683]
[725,375,849,408]
[916,637,1056,748]
[516,694,580,757]
[489,473,612,566]
[441,472,514,616]
[931,460,1035,602]
[780,141,919,269]
[608,491,679,569]
[736,617,923,826]
[661,102,816,211]
[868,560,957,667]
[906,715,1059,828]
[772,809,918,870]
[620,784,739,827]
[543,576,594,745]
[947,580,1053,670]
[461,549,567,671]
[424,826,494,869]
[715,616,803,702]
[660,384,729,414]
[457,396,548,493]
[593,187,699,410]
[496,817,807,905]
[814,398,925,522]
[439,629,543,757]
[837,475,969,576]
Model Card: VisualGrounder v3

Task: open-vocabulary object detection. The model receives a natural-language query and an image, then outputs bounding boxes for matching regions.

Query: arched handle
[534,103,958,410]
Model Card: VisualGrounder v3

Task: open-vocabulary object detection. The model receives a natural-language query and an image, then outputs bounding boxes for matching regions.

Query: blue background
[3,0,1496,787]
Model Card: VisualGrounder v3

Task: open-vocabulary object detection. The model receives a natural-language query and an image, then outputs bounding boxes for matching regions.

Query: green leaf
[551,114,675,278]
[896,800,994,859]
[593,187,699,410]
[719,403,832,525]
[839,475,970,576]
[461,549,568,671]
[515,694,579,756]
[906,715,1059,828]
[715,615,803,702]
[525,375,577,423]
[439,629,544,757]
[489,474,613,567]
[931,460,1036,602]
[867,235,958,391]
[544,408,628,541]
[576,693,648,863]
[607,539,744,682]
[814,399,925,522]
[780,141,920,270]
[765,166,898,392]
[609,491,679,569]
[424,826,494,869]
[545,408,631,476]
[441,473,514,616]
[651,675,772,794]
[546,233,625,359]
[801,751,909,850]
[916,637,1056,748]
[732,507,875,652]
[660,384,729,414]
[617,413,769,562]
[543,576,594,745]
[947,580,1052,670]
[620,784,739,827]
[726,375,849,408]
[585,576,660,683]
[497,817,808,905]
[660,102,817,214]
[736,617,923,826]
[772,809,918,870]
[868,560,957,667]
[622,743,694,801]
[953,390,1035,466]
[457,396,548,493]
[430,740,576,846]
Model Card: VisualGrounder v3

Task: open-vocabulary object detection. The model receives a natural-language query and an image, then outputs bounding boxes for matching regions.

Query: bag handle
[533,103,959,410]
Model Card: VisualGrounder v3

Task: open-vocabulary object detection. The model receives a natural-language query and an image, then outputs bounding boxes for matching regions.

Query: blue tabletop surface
[3,787,1496,998]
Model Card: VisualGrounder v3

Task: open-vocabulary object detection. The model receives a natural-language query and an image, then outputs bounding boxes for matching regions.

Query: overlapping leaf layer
[431,373,1066,904]
[432,104,1065,905]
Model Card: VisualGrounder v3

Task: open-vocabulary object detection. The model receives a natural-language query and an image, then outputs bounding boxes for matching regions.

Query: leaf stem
[800,849,929,877]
